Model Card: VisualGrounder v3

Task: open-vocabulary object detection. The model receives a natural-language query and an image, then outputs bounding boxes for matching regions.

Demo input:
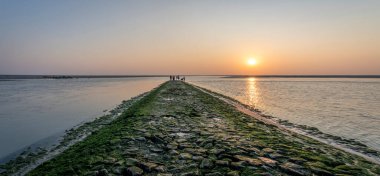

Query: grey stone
[150,147,163,153]
[268,153,283,159]
[157,174,173,176]
[112,167,124,174]
[289,157,307,164]
[95,169,109,176]
[309,166,334,176]
[192,156,204,161]
[199,159,214,169]
[124,166,143,176]
[204,143,213,149]
[226,171,240,176]
[179,153,193,160]
[170,150,179,155]
[138,162,158,172]
[136,137,146,141]
[215,160,229,166]
[231,161,247,169]
[205,172,223,176]
[177,138,187,143]
[0,168,6,174]
[180,170,200,176]
[209,148,224,155]
[154,165,167,172]
[125,158,139,166]
[166,144,177,150]
[258,157,277,167]
[280,162,310,176]
[124,148,139,156]
[234,155,262,166]
[261,148,275,153]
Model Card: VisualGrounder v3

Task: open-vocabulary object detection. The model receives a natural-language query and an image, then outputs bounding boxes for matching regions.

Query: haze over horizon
[1,0,380,75]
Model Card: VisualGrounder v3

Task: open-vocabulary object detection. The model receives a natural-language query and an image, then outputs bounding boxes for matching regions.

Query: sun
[247,58,257,65]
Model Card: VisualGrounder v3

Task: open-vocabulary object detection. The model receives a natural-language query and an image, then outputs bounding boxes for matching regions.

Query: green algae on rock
[18,81,380,175]
[0,90,153,176]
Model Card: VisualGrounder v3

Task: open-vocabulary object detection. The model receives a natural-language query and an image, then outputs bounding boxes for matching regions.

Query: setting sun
[247,58,257,66]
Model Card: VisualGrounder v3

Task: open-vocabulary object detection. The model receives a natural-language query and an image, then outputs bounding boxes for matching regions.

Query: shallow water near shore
[0,77,165,160]
[189,76,380,152]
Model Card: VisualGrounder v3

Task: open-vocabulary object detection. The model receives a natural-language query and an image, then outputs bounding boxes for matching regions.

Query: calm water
[1,76,379,160]
[189,77,380,151]
[0,77,165,159]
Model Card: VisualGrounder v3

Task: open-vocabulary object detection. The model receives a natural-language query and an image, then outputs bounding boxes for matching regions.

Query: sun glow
[247,58,257,65]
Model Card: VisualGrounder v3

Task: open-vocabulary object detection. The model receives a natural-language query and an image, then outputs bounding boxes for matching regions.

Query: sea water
[0,77,165,160]
[189,76,380,152]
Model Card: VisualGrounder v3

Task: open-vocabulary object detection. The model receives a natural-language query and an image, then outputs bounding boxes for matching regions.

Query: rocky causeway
[2,81,380,175]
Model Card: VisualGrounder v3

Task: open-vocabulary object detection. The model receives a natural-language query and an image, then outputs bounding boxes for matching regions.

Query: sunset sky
[1,0,379,75]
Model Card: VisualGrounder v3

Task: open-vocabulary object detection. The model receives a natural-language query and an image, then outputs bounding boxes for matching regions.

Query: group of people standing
[169,75,185,81]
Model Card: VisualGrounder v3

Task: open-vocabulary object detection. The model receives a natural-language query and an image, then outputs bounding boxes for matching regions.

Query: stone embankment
[23,81,380,175]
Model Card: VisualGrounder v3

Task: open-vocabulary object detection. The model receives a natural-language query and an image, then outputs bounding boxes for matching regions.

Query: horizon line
[1,74,380,79]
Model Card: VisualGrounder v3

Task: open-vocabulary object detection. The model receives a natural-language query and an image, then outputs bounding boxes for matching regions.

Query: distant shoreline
[224,75,380,78]
[0,75,167,79]
[1,74,380,79]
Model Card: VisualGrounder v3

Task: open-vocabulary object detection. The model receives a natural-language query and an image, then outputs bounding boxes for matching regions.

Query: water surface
[189,76,380,151]
[0,77,165,160]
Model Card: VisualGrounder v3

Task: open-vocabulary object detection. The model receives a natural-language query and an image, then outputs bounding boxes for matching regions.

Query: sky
[1,0,379,75]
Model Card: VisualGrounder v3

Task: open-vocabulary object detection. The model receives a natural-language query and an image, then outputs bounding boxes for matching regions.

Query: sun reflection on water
[247,77,259,108]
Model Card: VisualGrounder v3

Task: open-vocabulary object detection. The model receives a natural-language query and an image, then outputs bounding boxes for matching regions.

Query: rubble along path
[28,81,380,176]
